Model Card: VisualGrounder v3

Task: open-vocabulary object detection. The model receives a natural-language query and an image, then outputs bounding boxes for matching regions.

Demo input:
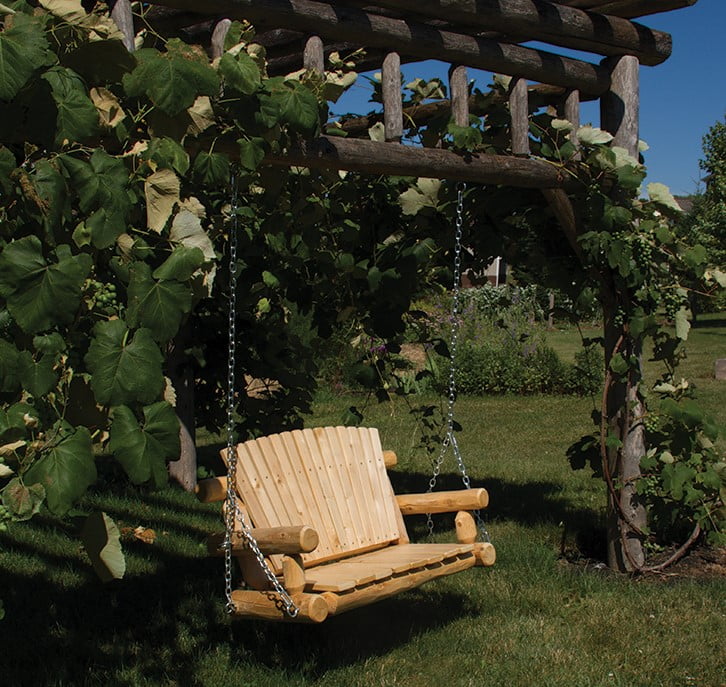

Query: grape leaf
[126,262,192,342]
[123,42,219,116]
[192,150,230,186]
[80,511,126,582]
[85,319,164,406]
[0,13,54,101]
[145,168,179,233]
[219,52,260,95]
[143,137,190,176]
[0,339,21,393]
[152,245,205,282]
[41,66,100,145]
[0,236,92,333]
[1,478,45,521]
[109,402,180,487]
[18,351,58,397]
[24,424,96,516]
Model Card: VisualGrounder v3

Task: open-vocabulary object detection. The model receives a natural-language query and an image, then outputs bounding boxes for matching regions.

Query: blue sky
[332,0,725,197]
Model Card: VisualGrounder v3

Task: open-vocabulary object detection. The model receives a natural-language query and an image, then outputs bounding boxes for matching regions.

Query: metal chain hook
[427,182,490,543]
[223,173,299,618]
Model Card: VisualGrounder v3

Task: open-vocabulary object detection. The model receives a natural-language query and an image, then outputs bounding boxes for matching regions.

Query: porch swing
[195,182,495,623]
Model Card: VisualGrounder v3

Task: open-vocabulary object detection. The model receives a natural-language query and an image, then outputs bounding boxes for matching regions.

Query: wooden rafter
[344,0,672,66]
[144,0,611,94]
[557,0,697,19]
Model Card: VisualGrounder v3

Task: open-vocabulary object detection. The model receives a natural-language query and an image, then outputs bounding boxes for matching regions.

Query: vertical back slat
[228,427,403,566]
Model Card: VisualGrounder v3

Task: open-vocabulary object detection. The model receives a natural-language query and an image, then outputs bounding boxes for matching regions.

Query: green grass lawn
[1,321,725,687]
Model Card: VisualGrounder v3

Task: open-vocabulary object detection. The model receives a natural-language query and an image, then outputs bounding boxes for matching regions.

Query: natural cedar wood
[473,542,497,566]
[215,427,492,621]
[509,77,530,155]
[382,52,403,142]
[145,0,611,94]
[395,488,489,515]
[305,543,476,592]
[230,590,330,622]
[282,429,336,562]
[206,525,319,555]
[282,554,307,594]
[350,0,671,65]
[322,554,477,615]
[455,511,478,544]
[382,450,397,468]
[195,475,228,502]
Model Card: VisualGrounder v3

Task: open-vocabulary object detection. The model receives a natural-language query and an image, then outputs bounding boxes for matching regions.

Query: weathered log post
[599,54,647,571]
[109,0,134,52]
[382,52,403,142]
[509,77,530,156]
[448,64,469,128]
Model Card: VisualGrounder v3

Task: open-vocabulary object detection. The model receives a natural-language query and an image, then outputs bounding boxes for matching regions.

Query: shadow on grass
[388,469,602,530]
[1,489,479,687]
[692,317,726,329]
[2,465,606,686]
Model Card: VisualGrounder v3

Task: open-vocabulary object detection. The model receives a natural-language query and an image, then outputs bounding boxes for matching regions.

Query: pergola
[107,0,697,194]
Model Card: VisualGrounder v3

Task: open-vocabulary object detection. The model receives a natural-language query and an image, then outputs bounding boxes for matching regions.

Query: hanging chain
[426,183,490,544]
[223,175,299,619]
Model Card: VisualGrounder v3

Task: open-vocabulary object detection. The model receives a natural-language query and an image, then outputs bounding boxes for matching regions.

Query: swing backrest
[228,426,405,569]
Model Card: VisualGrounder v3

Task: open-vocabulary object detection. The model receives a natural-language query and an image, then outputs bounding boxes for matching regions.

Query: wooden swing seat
[196,426,495,623]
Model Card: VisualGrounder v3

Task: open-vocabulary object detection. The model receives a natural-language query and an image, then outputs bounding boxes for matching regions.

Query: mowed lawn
[1,319,724,687]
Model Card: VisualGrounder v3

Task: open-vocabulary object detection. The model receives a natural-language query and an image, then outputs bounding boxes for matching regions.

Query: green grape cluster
[633,234,654,269]
[662,289,682,320]
[88,280,119,314]
[0,502,9,532]
[642,412,661,434]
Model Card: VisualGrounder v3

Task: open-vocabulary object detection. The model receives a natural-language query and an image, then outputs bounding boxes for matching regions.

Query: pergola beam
[557,0,697,19]
[256,135,571,187]
[356,0,671,66]
[145,0,611,94]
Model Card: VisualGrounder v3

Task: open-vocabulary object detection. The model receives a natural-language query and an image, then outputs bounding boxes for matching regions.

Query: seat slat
[304,543,476,592]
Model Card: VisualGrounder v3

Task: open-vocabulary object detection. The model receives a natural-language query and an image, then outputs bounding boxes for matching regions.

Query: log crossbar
[144,0,612,94]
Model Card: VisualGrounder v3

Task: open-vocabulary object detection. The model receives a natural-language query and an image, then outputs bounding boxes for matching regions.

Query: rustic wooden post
[167,327,198,493]
[303,35,324,73]
[382,52,403,142]
[211,18,232,59]
[448,65,469,127]
[599,54,647,571]
[109,0,134,52]
[509,77,530,155]
[601,55,639,156]
[563,88,581,157]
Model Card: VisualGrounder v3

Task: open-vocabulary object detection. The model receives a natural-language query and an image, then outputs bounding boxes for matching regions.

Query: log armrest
[207,525,320,556]
[395,488,489,516]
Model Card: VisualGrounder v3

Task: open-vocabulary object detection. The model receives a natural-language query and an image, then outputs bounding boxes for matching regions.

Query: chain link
[426,183,490,544]
[223,174,299,619]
